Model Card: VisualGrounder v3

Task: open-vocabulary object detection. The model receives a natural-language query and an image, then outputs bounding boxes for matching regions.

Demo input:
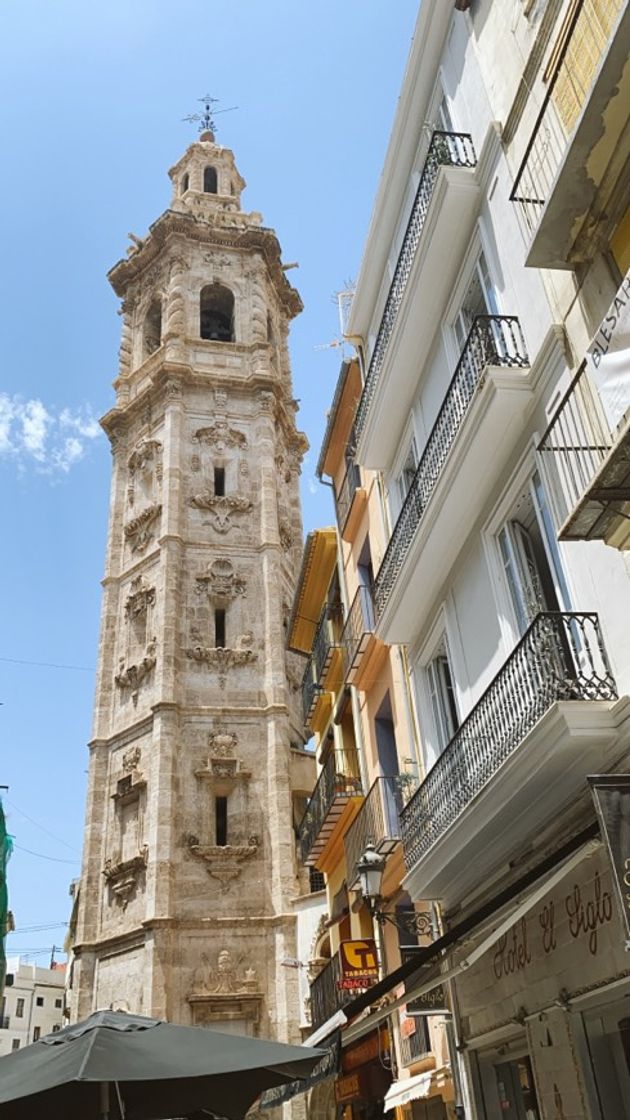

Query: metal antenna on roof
[183,94,238,135]
[313,285,355,354]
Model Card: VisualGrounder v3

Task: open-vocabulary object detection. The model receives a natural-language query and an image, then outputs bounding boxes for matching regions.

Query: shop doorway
[583,998,630,1118]
[493,1056,540,1120]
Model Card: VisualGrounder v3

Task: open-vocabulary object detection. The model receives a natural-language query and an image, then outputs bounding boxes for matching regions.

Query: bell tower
[71,119,310,1046]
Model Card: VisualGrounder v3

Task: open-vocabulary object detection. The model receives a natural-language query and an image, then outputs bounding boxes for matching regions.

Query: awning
[383,1071,434,1111]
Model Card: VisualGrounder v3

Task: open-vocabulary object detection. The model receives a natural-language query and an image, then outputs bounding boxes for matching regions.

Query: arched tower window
[181,173,189,194]
[200,284,234,342]
[203,166,218,194]
[143,299,162,357]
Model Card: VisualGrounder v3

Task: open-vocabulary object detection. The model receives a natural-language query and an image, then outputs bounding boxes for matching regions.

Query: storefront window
[494,1056,540,1119]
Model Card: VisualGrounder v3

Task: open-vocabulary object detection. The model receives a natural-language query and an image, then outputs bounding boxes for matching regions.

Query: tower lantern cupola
[169,133,246,213]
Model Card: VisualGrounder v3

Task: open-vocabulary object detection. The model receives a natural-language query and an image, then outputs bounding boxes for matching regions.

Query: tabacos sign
[337,939,379,990]
[589,775,630,950]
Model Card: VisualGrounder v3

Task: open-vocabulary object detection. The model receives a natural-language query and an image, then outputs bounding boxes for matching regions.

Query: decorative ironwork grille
[354,131,477,443]
[401,612,617,869]
[310,954,355,1030]
[344,776,403,887]
[298,747,363,865]
[537,360,617,526]
[341,585,375,679]
[374,315,528,618]
[301,660,321,724]
[312,609,342,683]
[398,1019,431,1068]
[510,0,623,234]
[335,461,362,533]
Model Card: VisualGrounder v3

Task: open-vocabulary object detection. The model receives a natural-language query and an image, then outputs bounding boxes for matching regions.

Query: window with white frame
[453,250,499,352]
[497,469,570,638]
[396,435,419,509]
[426,642,460,756]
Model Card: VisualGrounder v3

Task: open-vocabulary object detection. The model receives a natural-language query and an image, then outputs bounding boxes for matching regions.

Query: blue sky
[0,0,418,964]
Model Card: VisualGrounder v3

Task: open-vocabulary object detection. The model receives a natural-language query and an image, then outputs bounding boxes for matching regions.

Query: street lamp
[356,843,434,939]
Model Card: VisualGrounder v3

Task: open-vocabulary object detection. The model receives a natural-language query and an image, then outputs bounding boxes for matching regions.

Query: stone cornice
[107,209,302,318]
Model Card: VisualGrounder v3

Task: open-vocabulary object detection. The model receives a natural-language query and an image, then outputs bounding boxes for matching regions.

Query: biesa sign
[337,939,379,990]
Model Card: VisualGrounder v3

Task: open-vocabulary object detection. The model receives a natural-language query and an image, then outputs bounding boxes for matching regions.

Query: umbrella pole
[99,1081,110,1119]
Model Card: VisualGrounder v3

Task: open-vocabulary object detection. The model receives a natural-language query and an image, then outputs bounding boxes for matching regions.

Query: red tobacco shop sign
[336,939,379,990]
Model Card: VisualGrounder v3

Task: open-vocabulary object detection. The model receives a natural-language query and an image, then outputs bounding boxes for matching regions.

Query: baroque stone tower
[71,128,309,1042]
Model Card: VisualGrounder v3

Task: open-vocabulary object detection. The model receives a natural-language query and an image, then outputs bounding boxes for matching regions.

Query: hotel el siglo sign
[337,939,379,990]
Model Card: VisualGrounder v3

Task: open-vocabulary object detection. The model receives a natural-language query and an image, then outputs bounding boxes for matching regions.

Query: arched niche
[200,284,234,342]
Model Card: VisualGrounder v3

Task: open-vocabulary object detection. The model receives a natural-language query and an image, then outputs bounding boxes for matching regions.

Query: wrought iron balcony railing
[341,584,375,682]
[310,954,356,1030]
[398,1019,431,1068]
[510,0,623,234]
[335,461,362,534]
[298,747,363,865]
[301,659,321,725]
[374,315,528,619]
[312,609,342,684]
[537,360,626,530]
[401,612,617,869]
[344,775,404,887]
[355,131,477,443]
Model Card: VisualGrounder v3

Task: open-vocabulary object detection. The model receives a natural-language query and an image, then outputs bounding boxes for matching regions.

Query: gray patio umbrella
[0,1010,324,1120]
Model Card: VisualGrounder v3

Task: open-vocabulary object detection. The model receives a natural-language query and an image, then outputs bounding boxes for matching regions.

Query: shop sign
[586,267,630,430]
[337,939,378,990]
[406,983,449,1016]
[335,1071,365,1104]
[589,774,630,949]
[342,1027,390,1072]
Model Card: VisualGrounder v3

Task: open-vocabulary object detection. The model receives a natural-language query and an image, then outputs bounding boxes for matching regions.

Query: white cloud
[0,394,102,475]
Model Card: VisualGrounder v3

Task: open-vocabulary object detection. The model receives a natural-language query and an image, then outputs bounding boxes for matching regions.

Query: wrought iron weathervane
[183,94,238,135]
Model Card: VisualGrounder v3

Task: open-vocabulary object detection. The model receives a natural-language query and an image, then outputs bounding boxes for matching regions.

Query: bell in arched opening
[200,283,234,342]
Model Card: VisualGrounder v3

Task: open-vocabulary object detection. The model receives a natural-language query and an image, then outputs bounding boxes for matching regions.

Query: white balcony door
[427,648,459,756]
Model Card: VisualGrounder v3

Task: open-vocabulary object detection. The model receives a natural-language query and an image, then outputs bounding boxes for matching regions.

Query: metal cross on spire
[183,94,238,136]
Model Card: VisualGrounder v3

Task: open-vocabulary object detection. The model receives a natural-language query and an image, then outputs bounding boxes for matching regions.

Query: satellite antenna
[314,284,355,354]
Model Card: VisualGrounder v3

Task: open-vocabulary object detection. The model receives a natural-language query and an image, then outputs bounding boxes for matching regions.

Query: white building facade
[346,2,630,1117]
[0,958,65,1054]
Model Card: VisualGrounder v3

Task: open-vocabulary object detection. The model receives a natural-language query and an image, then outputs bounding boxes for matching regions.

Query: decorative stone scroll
[193,421,247,451]
[124,576,156,619]
[127,440,163,505]
[184,834,259,886]
[115,638,157,703]
[195,559,247,601]
[124,503,162,553]
[103,846,148,910]
[184,644,256,685]
[189,493,252,533]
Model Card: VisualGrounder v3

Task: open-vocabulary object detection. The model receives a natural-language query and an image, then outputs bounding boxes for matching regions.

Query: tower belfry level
[71,130,310,1042]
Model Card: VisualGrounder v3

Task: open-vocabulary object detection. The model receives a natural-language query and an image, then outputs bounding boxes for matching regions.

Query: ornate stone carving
[122,746,141,772]
[115,638,157,703]
[103,846,148,909]
[185,836,259,886]
[124,503,162,553]
[191,949,260,995]
[208,727,238,756]
[124,576,155,619]
[193,421,247,451]
[127,439,162,481]
[189,493,252,532]
[165,379,182,400]
[195,559,247,600]
[257,390,275,414]
[194,726,251,784]
[278,516,293,551]
[184,642,256,685]
[214,389,228,409]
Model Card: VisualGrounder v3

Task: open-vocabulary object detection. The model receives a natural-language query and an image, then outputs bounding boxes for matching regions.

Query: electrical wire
[5,798,81,855]
[12,843,80,865]
[10,923,68,933]
[0,655,93,672]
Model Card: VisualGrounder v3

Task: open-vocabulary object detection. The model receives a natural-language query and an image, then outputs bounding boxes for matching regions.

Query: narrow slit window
[214,466,225,497]
[215,796,228,846]
[215,608,226,648]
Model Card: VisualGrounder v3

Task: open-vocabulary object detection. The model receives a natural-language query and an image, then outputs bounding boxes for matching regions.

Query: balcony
[354,131,478,468]
[401,612,619,908]
[310,954,356,1031]
[510,0,629,269]
[345,776,404,888]
[340,585,383,690]
[335,461,366,541]
[538,361,630,548]
[373,316,530,643]
[312,610,344,692]
[298,747,363,868]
